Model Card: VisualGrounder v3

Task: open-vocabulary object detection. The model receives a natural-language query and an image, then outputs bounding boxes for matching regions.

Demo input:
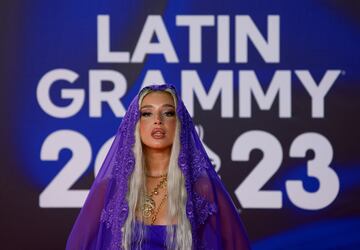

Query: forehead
[141,91,175,107]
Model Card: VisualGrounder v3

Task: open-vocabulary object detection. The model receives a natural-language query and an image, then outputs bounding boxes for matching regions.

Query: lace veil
[66,84,250,249]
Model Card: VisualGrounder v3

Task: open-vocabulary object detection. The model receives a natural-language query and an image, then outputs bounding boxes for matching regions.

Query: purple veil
[66,84,250,250]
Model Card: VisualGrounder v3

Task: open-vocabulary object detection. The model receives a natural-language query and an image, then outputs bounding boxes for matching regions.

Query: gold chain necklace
[145,172,168,178]
[142,175,168,224]
[151,192,167,225]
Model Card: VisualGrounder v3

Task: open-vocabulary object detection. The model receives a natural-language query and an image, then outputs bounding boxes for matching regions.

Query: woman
[66,84,250,250]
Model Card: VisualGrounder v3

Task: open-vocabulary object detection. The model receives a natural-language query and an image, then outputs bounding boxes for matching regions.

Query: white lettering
[97,15,130,63]
[235,15,280,63]
[239,70,291,117]
[176,15,215,63]
[89,70,127,117]
[37,69,84,118]
[296,70,341,118]
[132,15,178,63]
[182,70,233,117]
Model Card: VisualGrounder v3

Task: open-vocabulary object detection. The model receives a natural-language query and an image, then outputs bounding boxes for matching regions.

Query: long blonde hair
[122,87,192,249]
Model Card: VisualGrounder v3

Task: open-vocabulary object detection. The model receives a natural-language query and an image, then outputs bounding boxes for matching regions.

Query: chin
[143,142,173,151]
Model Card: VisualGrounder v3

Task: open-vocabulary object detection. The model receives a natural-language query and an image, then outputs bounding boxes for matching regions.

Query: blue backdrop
[1,0,360,249]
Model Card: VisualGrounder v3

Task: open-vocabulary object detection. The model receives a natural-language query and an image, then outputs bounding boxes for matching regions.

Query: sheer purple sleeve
[66,178,110,250]
[65,133,122,250]
[196,172,250,250]
[66,97,140,250]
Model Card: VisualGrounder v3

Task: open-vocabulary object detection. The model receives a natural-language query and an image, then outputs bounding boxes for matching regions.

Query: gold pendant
[142,195,155,218]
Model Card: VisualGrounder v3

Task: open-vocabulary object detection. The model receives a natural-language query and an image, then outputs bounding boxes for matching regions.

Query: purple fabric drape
[66,84,251,250]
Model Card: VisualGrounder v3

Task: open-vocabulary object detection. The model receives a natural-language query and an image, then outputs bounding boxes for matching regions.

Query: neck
[143,146,171,176]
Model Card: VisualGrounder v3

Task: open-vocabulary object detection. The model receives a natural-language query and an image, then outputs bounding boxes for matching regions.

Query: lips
[151,128,165,139]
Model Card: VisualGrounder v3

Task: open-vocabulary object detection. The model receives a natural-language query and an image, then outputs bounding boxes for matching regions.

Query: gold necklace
[151,192,167,225]
[142,175,167,223]
[145,172,168,178]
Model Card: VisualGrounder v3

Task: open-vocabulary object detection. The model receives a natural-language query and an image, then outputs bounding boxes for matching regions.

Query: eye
[164,111,175,117]
[141,111,152,117]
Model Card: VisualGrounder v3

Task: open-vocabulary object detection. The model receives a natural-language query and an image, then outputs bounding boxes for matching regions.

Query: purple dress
[131,222,169,250]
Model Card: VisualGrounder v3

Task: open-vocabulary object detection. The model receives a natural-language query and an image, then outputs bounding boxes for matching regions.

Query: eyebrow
[140,104,175,109]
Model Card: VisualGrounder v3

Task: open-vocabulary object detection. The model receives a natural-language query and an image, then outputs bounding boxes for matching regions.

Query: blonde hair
[122,87,192,249]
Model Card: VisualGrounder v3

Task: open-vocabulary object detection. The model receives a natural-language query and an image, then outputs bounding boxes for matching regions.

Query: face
[139,91,177,151]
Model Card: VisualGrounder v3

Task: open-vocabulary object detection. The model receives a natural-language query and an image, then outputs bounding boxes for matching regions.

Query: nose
[154,112,162,124]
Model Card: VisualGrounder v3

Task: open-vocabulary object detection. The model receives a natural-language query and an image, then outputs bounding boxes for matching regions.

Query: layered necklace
[142,172,168,225]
